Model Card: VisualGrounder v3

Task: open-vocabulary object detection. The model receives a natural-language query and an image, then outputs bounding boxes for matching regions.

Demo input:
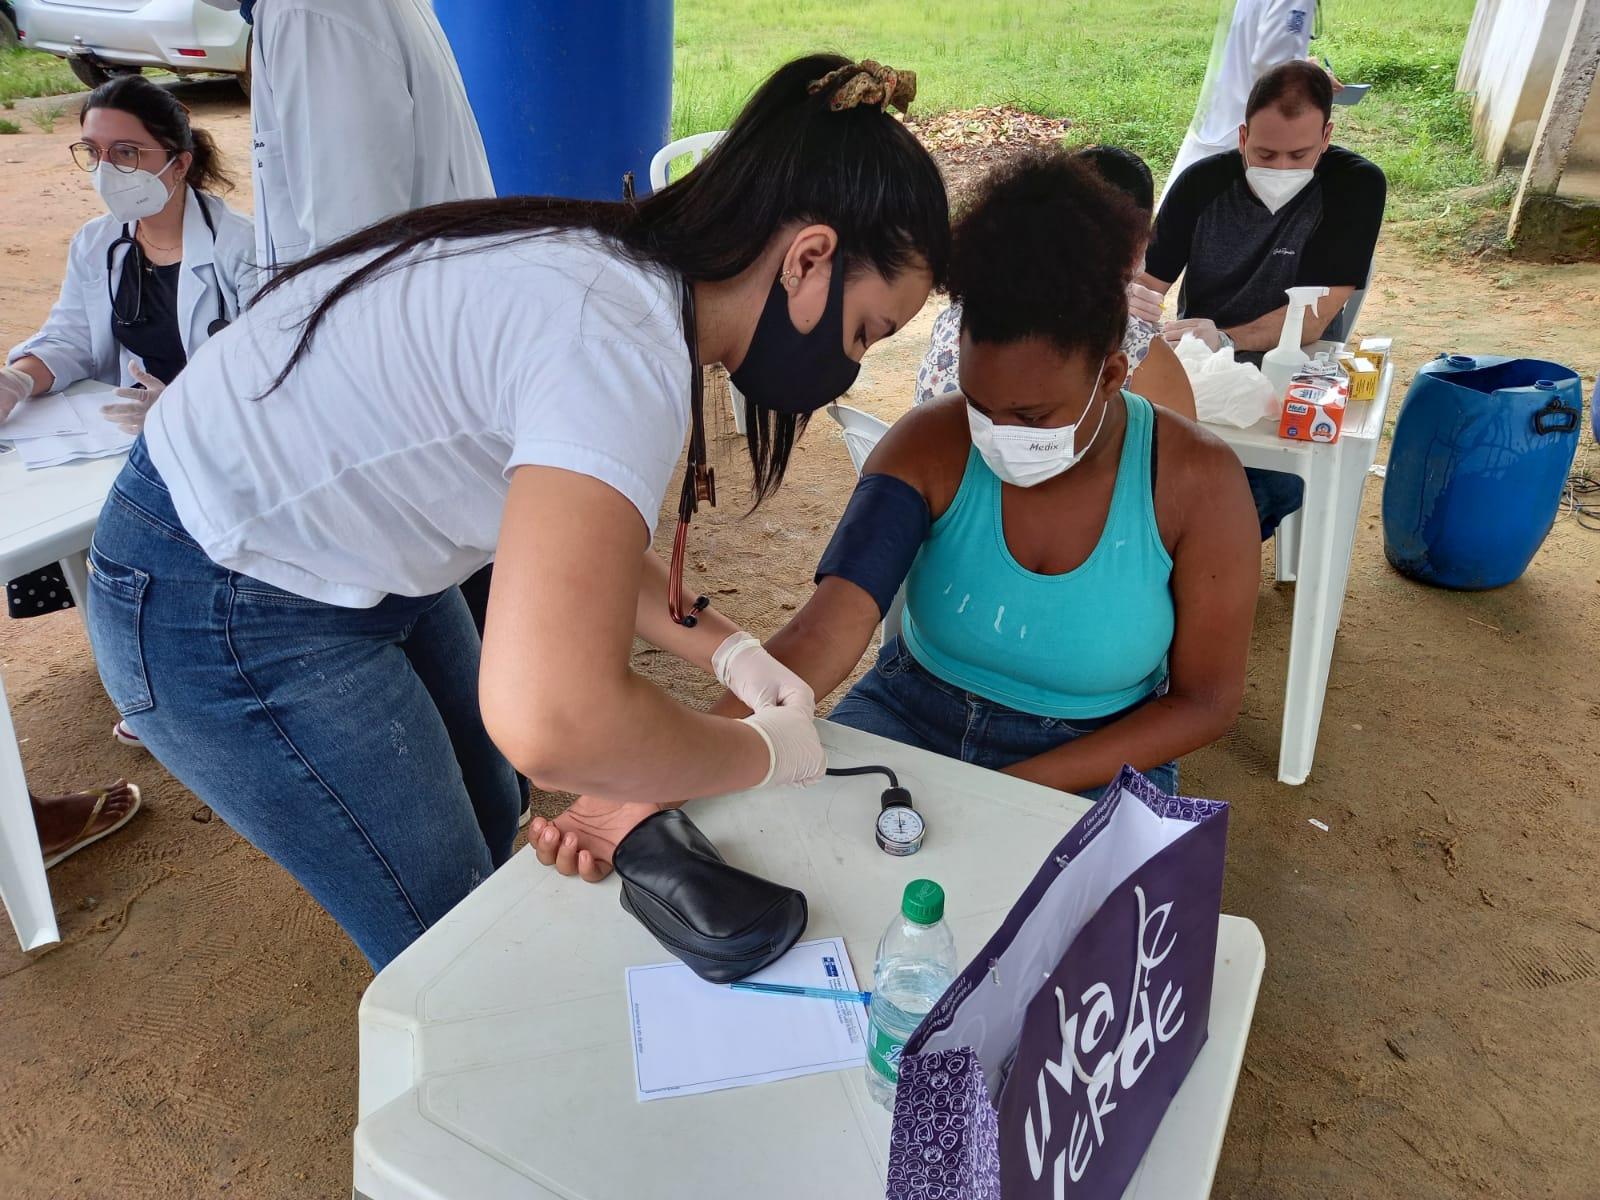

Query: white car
[15,0,250,92]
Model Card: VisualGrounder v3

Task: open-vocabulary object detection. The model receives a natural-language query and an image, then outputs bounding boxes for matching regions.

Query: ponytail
[251,53,950,500]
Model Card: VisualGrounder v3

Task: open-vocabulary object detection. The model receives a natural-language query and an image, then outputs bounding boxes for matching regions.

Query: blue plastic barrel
[1382,354,1583,589]
[433,0,673,200]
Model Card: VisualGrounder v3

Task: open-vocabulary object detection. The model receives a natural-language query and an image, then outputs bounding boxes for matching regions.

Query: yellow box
[1336,353,1381,401]
[1356,336,1391,375]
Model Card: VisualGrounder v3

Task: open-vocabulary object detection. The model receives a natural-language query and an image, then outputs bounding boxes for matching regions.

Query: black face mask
[729,259,861,415]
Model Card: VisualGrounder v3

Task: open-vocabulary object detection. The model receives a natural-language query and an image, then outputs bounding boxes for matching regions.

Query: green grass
[0,48,78,105]
[0,5,1501,246]
[673,0,1495,247]
[0,117,20,135]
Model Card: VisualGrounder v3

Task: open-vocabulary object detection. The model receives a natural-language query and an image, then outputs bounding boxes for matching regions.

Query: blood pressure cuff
[814,473,931,617]
[612,809,808,984]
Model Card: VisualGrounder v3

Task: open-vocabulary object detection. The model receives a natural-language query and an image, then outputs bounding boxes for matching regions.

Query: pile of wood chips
[904,106,1074,210]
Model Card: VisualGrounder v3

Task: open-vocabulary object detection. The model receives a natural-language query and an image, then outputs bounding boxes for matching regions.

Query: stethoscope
[106,190,233,337]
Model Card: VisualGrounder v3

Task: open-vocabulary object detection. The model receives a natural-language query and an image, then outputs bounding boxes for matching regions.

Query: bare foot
[31,781,139,860]
[528,796,662,883]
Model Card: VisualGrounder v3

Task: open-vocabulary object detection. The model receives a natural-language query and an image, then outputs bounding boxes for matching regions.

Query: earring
[780,271,798,290]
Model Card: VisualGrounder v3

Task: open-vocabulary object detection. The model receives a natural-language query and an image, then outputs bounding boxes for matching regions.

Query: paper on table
[627,936,869,1102]
[0,392,88,441]
[12,391,134,469]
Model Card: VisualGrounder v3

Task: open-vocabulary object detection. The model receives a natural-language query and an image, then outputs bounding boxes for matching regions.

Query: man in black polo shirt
[1140,60,1386,538]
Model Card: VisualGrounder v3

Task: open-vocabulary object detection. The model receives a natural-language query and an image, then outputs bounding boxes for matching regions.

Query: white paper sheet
[0,392,88,440]
[10,391,134,469]
[627,936,869,1102]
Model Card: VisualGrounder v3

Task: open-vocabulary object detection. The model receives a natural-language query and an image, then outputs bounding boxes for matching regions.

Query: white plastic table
[1204,358,1394,785]
[354,722,1266,1200]
[0,381,126,951]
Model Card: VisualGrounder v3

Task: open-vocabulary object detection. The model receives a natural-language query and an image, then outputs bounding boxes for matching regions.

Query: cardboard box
[1356,336,1391,375]
[1336,353,1381,401]
[1278,367,1349,443]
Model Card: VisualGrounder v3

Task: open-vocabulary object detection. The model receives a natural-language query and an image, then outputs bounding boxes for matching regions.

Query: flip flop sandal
[112,719,146,749]
[43,783,142,870]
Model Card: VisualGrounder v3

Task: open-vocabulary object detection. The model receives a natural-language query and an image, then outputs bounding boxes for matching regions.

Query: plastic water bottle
[865,879,958,1109]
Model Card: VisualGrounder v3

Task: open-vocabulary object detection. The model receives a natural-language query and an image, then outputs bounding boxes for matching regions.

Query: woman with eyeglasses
[3,76,251,744]
[1,76,250,867]
[4,75,253,430]
[81,56,949,970]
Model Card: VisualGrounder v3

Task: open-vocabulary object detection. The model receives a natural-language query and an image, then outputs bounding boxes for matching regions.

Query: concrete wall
[1459,0,1576,167]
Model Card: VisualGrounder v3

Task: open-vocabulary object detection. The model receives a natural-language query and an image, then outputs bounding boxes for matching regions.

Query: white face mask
[1245,166,1314,215]
[966,358,1110,488]
[93,156,178,224]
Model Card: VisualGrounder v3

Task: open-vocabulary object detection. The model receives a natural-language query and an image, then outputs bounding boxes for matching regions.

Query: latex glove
[1161,317,1224,351]
[1126,281,1165,325]
[712,630,816,713]
[100,361,165,435]
[742,702,827,788]
[0,365,32,423]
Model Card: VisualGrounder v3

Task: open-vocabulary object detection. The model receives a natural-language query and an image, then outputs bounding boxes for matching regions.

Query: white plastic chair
[649,132,749,436]
[824,402,907,644]
[648,130,725,193]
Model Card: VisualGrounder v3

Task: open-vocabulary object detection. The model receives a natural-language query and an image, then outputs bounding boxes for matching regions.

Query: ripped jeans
[84,440,519,969]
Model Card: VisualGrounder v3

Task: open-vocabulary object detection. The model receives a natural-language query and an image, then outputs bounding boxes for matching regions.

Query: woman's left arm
[1129,336,1197,421]
[1001,432,1258,794]
[633,549,742,673]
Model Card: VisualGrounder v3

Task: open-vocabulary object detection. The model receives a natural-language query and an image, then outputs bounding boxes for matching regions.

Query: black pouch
[612,809,808,984]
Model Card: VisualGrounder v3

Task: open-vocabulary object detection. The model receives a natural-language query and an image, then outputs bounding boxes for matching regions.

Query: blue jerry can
[1382,354,1583,589]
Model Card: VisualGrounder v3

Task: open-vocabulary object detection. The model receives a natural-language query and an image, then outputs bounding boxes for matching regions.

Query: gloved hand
[712,630,816,714]
[0,364,33,423]
[1161,317,1225,352]
[741,702,827,789]
[1126,281,1165,325]
[100,361,165,435]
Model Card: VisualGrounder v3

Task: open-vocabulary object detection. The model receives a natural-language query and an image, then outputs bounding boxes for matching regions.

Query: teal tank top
[901,392,1175,719]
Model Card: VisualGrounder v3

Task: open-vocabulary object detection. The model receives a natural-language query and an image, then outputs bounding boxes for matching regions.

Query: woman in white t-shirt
[83,55,949,969]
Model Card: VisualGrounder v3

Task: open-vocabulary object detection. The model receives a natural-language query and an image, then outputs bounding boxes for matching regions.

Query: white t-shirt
[144,232,690,608]
[1192,0,1317,146]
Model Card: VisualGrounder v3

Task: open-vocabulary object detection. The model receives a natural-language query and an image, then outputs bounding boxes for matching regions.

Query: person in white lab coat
[4,72,252,630]
[1159,0,1334,210]
[0,75,252,867]
[4,76,253,414]
[199,0,495,270]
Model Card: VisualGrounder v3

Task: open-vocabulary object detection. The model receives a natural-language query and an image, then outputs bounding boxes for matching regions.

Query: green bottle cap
[901,879,945,925]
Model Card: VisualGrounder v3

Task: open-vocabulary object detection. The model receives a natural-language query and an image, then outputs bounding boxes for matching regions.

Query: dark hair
[252,54,950,501]
[949,151,1141,360]
[1245,60,1334,125]
[1074,145,1154,215]
[80,75,233,194]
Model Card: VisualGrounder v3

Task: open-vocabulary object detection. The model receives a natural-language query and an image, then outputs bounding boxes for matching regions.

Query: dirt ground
[1,83,1598,1200]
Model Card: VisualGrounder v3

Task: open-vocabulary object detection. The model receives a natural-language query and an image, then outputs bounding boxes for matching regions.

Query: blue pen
[731,981,872,1007]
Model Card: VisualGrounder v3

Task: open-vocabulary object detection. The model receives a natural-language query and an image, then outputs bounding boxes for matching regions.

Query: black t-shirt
[1145,146,1386,337]
[113,248,187,385]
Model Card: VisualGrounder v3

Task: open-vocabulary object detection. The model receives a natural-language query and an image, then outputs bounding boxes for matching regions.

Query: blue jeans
[1246,467,1305,541]
[828,638,1179,800]
[84,440,520,969]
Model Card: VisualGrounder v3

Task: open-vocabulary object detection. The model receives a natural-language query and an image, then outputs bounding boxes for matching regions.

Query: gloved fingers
[742,703,827,789]
[1125,282,1165,324]
[127,360,165,394]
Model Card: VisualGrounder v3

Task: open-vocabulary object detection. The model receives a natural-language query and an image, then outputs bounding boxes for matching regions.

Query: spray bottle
[1261,286,1330,408]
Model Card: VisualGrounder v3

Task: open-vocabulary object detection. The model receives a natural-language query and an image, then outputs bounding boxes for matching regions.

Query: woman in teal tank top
[714,152,1261,799]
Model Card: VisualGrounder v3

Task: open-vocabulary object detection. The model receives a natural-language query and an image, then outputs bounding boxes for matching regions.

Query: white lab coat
[248,0,495,269]
[8,187,255,391]
[1160,0,1317,205]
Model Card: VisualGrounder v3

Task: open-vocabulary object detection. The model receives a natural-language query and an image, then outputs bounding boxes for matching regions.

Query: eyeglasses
[70,141,171,174]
